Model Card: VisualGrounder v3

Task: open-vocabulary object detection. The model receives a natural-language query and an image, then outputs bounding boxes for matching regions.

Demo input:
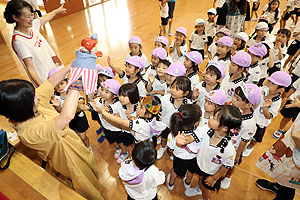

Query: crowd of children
[6,0,300,199]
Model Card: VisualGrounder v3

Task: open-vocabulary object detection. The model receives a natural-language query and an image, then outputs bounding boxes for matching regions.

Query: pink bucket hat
[248,43,267,58]
[217,36,233,47]
[176,27,187,37]
[205,90,227,106]
[154,36,169,46]
[118,162,144,184]
[231,51,252,67]
[101,79,120,95]
[151,47,167,60]
[217,28,231,37]
[128,36,142,45]
[48,67,62,79]
[267,71,292,87]
[126,56,145,69]
[240,83,262,105]
[98,66,116,78]
[186,51,203,65]
[96,64,103,71]
[164,62,186,76]
[207,61,225,78]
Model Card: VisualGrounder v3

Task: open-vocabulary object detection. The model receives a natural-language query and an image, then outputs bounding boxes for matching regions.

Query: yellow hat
[140,95,161,115]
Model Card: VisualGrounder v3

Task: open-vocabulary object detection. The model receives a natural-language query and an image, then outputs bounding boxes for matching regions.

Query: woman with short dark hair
[4,0,66,87]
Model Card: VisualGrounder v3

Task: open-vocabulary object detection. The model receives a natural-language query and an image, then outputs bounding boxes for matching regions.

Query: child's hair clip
[178,111,183,116]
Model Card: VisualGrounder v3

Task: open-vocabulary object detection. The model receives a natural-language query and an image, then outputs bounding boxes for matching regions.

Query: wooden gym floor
[0,0,299,199]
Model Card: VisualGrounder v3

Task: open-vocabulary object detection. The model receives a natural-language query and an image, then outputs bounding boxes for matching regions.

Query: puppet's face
[81,37,98,51]
[269,139,292,159]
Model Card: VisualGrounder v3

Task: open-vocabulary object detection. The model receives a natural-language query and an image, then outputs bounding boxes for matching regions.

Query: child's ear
[277,87,285,93]
[216,78,222,83]
[183,90,190,97]
[220,125,228,133]
[144,112,153,119]
[246,103,253,109]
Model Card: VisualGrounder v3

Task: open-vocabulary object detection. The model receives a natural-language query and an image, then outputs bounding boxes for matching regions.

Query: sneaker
[184,186,202,197]
[167,173,174,190]
[242,145,254,157]
[273,129,285,139]
[220,177,232,190]
[256,179,278,194]
[116,152,128,164]
[183,177,191,189]
[157,147,166,159]
[168,30,173,36]
[114,148,122,159]
[157,137,161,145]
[169,155,174,160]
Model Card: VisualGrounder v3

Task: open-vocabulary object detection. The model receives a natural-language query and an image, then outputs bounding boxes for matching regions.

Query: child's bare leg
[280,117,292,131]
[168,18,173,33]
[169,168,177,185]
[225,167,234,178]
[283,55,293,69]
[77,131,90,148]
[161,138,167,148]
[186,170,193,184]
[249,140,257,147]
[119,143,128,153]
[199,178,211,200]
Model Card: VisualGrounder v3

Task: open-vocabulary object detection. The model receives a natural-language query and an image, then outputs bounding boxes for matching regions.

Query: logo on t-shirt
[211,155,222,164]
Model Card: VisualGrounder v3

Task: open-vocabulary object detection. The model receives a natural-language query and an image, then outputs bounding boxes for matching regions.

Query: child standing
[247,22,269,48]
[251,0,261,20]
[106,83,140,163]
[184,51,203,90]
[221,51,252,102]
[208,28,231,60]
[267,29,291,76]
[280,0,296,29]
[220,83,262,189]
[159,0,169,36]
[157,76,193,159]
[193,61,225,107]
[119,140,165,200]
[246,43,268,84]
[164,62,186,95]
[205,8,217,47]
[167,104,202,190]
[179,105,242,200]
[125,36,150,70]
[283,27,300,70]
[169,27,188,64]
[232,32,248,55]
[143,47,167,81]
[189,18,208,59]
[258,41,274,86]
[109,56,148,97]
[262,0,280,33]
[243,71,292,157]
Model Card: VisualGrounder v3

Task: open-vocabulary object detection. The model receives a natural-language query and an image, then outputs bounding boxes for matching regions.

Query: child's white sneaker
[114,147,122,159]
[168,30,173,36]
[242,145,254,157]
[157,147,166,159]
[183,177,191,189]
[117,152,128,164]
[273,129,284,139]
[184,185,202,197]
[167,173,174,190]
[221,177,232,190]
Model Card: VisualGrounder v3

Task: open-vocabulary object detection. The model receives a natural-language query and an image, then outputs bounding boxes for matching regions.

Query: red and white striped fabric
[64,67,98,95]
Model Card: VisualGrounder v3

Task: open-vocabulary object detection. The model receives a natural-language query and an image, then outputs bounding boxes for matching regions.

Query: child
[179,105,242,200]
[189,18,208,59]
[193,61,225,107]
[159,0,168,36]
[184,51,203,90]
[273,78,300,139]
[205,8,217,47]
[157,76,193,159]
[169,27,188,64]
[199,90,227,127]
[108,56,148,97]
[49,68,91,151]
[147,59,170,97]
[232,32,248,55]
[243,71,292,157]
[143,47,167,81]
[220,83,262,189]
[164,62,186,95]
[247,22,269,48]
[167,104,202,190]
[154,36,173,63]
[262,0,280,33]
[118,140,165,200]
[251,0,261,20]
[105,83,140,163]
[212,36,233,78]
[98,95,166,144]
[280,0,296,29]
[258,41,274,86]
[125,36,150,70]
[283,27,300,70]
[93,79,122,157]
[267,29,291,76]
[246,43,268,84]
[208,28,231,60]
[221,51,252,102]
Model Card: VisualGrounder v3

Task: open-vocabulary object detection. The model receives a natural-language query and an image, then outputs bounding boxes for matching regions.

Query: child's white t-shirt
[221,74,245,102]
[143,65,156,81]
[263,9,280,24]
[272,43,287,65]
[231,111,257,151]
[208,42,218,60]
[196,126,236,175]
[149,76,167,98]
[290,78,300,101]
[247,36,268,49]
[160,2,168,18]
[205,20,216,37]
[194,81,221,107]
[169,40,188,64]
[291,54,300,77]
[187,71,200,91]
[286,0,296,12]
[259,57,270,79]
[120,162,165,200]
[189,31,208,50]
[120,71,148,97]
[246,62,261,84]
[254,94,281,127]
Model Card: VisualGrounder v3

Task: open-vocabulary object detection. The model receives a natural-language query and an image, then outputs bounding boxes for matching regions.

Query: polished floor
[0,0,299,199]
